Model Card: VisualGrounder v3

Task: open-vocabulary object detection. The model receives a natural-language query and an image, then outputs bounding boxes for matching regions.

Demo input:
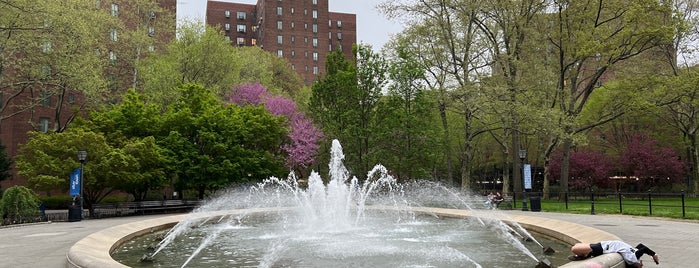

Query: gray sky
[177,0,404,50]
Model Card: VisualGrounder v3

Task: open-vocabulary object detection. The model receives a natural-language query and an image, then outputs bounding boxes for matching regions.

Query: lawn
[532,196,699,220]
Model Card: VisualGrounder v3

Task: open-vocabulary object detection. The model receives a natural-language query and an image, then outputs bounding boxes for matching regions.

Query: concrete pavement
[0,211,697,267]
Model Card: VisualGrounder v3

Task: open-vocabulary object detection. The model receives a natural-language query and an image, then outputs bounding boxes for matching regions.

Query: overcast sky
[177,0,404,50]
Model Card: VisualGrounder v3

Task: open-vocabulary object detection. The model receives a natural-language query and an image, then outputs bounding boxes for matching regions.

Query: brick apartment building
[0,0,176,190]
[206,0,357,85]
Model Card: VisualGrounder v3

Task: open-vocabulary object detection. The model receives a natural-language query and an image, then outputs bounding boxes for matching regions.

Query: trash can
[68,205,82,222]
[529,197,541,212]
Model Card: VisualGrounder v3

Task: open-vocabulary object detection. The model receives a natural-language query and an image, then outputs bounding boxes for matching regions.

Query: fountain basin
[66,207,622,268]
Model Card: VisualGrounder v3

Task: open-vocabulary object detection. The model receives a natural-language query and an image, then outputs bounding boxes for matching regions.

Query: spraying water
[141,139,548,267]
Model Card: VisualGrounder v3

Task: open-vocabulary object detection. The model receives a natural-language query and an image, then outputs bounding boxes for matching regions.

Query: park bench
[91,200,201,218]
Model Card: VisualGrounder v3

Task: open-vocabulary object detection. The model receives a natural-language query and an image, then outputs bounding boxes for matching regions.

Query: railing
[90,199,202,219]
[507,191,699,219]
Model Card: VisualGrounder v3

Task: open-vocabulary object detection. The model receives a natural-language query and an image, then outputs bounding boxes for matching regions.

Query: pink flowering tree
[619,134,686,190]
[229,83,323,175]
[548,150,614,192]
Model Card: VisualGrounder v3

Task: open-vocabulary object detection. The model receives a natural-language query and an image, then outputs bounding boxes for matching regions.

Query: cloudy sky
[177,0,405,50]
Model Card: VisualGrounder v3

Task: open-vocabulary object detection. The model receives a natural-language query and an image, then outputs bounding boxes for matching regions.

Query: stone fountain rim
[66,206,622,268]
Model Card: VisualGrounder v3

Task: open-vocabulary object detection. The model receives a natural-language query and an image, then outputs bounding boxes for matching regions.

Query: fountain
[112,140,559,267]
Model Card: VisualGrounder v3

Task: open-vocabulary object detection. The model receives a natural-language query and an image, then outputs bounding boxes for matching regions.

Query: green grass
[534,197,699,220]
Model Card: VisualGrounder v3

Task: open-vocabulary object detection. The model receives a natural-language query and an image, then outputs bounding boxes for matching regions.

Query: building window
[225,10,231,18]
[313,52,318,61]
[329,32,332,40]
[305,65,309,72]
[337,20,342,28]
[42,40,51,53]
[225,23,231,31]
[291,7,294,14]
[68,93,75,104]
[109,51,117,64]
[237,24,246,33]
[329,20,332,27]
[291,22,295,29]
[237,37,245,46]
[252,38,257,45]
[110,29,118,41]
[312,24,318,33]
[277,49,283,57]
[329,44,332,51]
[40,90,52,107]
[304,9,307,16]
[277,35,283,44]
[148,45,155,52]
[291,50,295,57]
[312,38,318,47]
[304,51,308,58]
[277,20,282,30]
[291,64,295,70]
[312,10,318,19]
[41,65,51,78]
[148,26,155,37]
[111,3,118,16]
[313,0,317,5]
[304,23,308,30]
[237,11,246,20]
[337,32,342,40]
[39,117,50,133]
[291,36,295,43]
[313,66,319,75]
[277,7,282,16]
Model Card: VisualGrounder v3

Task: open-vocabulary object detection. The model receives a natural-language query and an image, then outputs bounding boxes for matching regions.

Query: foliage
[619,134,686,190]
[548,150,614,191]
[160,84,288,199]
[0,0,117,131]
[0,141,11,186]
[15,125,115,209]
[0,185,41,223]
[229,83,323,175]
[139,22,305,107]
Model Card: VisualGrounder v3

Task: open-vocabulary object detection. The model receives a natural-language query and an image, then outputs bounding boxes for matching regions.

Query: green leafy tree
[15,126,114,211]
[549,0,676,198]
[0,0,117,131]
[0,185,41,223]
[159,84,287,199]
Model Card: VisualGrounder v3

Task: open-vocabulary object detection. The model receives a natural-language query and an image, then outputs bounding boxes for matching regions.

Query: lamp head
[518,149,527,160]
[78,150,87,161]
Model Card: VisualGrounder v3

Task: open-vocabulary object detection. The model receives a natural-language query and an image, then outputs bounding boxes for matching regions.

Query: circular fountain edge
[66,207,623,268]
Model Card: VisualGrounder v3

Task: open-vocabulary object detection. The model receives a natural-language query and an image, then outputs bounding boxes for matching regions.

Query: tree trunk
[559,138,572,199]
[438,100,454,185]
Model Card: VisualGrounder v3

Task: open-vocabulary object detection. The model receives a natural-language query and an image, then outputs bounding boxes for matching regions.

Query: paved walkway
[0,211,697,267]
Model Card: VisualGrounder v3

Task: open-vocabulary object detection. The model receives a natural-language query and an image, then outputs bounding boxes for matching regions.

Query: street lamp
[519,149,529,211]
[77,150,87,219]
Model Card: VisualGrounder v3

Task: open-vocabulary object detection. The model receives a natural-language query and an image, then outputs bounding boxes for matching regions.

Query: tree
[139,22,305,107]
[159,84,288,198]
[0,185,41,223]
[0,0,117,132]
[229,83,323,176]
[549,0,675,199]
[548,150,613,192]
[619,134,686,191]
[15,126,115,212]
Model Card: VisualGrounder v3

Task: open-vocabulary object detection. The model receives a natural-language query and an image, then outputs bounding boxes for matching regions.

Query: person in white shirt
[569,240,659,267]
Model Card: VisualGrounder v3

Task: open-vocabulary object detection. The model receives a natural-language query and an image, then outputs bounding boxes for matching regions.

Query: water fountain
[113,140,558,267]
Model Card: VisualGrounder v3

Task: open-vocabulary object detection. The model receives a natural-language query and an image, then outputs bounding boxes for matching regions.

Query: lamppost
[77,150,87,219]
[519,149,529,211]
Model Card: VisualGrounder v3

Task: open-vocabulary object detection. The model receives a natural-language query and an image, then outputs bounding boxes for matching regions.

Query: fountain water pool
[111,140,564,267]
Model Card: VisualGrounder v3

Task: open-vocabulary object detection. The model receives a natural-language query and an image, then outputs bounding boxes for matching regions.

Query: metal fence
[509,191,699,218]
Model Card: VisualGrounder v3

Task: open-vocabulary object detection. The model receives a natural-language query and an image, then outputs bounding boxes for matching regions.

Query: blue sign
[524,164,532,190]
[70,168,81,197]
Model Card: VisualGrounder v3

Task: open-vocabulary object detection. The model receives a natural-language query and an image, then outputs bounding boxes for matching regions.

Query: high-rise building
[206,0,357,85]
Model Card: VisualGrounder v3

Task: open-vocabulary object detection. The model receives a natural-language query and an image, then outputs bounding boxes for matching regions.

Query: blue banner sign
[524,164,532,190]
[70,168,81,197]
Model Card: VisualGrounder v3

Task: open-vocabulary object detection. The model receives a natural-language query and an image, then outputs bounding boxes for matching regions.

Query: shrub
[0,186,41,224]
